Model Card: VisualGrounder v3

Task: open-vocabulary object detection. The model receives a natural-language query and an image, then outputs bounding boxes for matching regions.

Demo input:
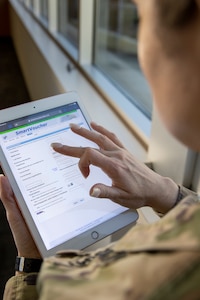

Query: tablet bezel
[0,92,138,257]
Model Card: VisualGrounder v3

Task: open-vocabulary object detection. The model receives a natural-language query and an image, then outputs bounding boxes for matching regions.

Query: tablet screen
[0,99,136,255]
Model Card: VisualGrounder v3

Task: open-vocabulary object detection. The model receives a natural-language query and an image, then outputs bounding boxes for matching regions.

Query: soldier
[2,0,200,299]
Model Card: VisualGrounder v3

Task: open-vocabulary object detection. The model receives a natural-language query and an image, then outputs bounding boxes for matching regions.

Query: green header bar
[0,110,76,134]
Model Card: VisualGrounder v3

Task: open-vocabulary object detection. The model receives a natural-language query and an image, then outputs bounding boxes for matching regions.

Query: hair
[157,0,197,29]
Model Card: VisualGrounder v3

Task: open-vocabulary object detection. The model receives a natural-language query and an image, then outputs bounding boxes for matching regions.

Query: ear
[158,0,197,28]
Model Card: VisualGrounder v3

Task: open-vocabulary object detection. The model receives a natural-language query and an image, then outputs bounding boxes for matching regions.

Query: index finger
[90,122,125,148]
[51,143,87,159]
[70,123,124,150]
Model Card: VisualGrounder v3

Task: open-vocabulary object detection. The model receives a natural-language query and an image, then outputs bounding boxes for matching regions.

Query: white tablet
[0,92,138,257]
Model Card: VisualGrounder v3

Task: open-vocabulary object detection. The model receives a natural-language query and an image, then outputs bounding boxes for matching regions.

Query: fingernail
[70,123,81,130]
[51,142,63,149]
[91,121,97,126]
[91,187,101,198]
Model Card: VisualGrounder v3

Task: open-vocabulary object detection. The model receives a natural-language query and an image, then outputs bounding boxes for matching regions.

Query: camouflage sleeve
[3,273,39,300]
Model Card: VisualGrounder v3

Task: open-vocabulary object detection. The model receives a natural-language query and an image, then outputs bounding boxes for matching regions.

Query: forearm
[3,274,39,300]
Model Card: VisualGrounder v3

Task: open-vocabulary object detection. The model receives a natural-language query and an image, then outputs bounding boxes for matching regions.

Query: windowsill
[53,31,78,61]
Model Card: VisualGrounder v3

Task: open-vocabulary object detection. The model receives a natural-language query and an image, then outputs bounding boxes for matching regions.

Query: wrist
[17,250,42,260]
[149,177,179,214]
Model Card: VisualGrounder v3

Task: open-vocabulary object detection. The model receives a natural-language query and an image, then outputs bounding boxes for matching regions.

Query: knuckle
[84,147,95,156]
[96,134,107,146]
[109,131,118,140]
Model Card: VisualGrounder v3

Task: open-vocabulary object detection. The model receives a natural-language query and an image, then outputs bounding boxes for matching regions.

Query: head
[134,0,200,151]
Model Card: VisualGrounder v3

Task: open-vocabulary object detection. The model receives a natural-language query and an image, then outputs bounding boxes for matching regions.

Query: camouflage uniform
[3,186,200,300]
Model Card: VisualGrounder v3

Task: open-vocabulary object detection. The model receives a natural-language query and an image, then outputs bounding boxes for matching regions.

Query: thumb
[0,174,15,208]
[0,174,24,226]
[90,184,122,201]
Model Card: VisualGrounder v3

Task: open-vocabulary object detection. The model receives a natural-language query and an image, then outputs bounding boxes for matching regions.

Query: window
[57,0,79,48]
[30,0,34,8]
[19,0,152,134]
[40,0,48,23]
[94,0,152,118]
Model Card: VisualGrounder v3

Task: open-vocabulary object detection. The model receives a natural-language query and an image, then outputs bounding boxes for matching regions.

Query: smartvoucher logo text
[15,123,48,135]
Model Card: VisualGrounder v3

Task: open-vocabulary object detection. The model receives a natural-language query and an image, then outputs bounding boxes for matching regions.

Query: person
[1,0,200,298]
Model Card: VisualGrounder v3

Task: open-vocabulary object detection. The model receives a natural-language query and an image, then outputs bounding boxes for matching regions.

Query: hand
[52,122,179,213]
[0,174,41,259]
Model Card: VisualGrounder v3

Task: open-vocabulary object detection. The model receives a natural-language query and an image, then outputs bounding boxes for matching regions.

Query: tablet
[0,92,138,257]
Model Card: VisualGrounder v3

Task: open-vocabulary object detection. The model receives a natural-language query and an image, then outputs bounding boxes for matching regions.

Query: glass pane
[57,0,79,48]
[30,0,34,8]
[40,0,48,21]
[94,0,152,118]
